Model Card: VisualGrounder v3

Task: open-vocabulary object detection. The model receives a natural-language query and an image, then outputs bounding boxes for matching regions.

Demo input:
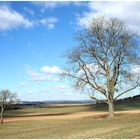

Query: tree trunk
[108,101,114,118]
[0,108,4,124]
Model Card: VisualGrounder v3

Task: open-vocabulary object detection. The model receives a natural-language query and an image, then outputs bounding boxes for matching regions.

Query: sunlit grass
[0,101,140,139]
[0,113,140,138]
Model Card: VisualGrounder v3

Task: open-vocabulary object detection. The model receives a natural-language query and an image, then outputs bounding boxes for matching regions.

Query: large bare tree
[62,17,140,118]
[0,89,17,123]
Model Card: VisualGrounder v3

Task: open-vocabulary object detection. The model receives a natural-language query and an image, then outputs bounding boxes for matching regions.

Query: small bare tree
[0,89,17,123]
[62,17,140,118]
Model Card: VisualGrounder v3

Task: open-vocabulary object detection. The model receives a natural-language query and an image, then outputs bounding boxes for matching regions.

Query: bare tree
[0,89,17,123]
[62,17,140,118]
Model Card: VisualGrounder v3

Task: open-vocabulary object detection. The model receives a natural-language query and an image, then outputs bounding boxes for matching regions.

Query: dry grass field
[0,101,140,139]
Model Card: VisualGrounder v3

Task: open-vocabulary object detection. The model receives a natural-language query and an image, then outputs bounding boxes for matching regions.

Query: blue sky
[0,1,140,101]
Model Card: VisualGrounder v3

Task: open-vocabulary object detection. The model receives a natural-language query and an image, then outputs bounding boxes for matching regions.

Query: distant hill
[19,100,94,105]
[19,94,140,105]
[7,94,140,110]
[116,94,140,103]
[9,100,94,110]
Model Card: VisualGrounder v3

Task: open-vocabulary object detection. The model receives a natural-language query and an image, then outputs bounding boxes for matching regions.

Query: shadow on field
[4,110,34,118]
[21,112,73,117]
[86,100,140,112]
[5,112,73,118]
[4,100,140,119]
[84,104,108,112]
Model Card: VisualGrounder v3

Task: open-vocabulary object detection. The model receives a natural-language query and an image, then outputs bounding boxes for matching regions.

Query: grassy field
[0,101,140,139]
[4,101,140,117]
[4,103,91,117]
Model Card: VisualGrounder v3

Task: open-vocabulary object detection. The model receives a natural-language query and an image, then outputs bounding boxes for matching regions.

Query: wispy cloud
[17,82,27,88]
[32,1,71,9]
[40,17,58,29]
[24,65,60,83]
[41,65,62,74]
[76,1,140,33]
[34,85,72,94]
[47,85,70,93]
[0,4,59,31]
[23,7,35,16]
[32,1,87,10]
[23,84,89,101]
[0,5,33,31]
[27,85,71,95]
[131,65,140,74]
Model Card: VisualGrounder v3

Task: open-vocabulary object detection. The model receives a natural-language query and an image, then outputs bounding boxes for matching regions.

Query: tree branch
[114,84,139,100]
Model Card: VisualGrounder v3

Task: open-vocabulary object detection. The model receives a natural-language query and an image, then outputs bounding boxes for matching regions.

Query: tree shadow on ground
[86,100,140,112]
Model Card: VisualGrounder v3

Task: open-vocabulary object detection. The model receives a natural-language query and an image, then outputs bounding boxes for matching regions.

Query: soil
[4,110,140,123]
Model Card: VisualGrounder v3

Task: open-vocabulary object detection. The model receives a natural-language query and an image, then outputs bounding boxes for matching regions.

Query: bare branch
[63,16,139,117]
[114,83,139,100]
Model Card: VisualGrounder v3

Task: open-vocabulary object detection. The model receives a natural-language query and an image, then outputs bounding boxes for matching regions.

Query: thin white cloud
[40,17,58,29]
[41,65,62,74]
[27,85,71,95]
[131,65,140,74]
[23,7,35,16]
[47,85,70,93]
[77,1,140,33]
[27,90,34,94]
[17,82,27,88]
[25,65,60,83]
[29,75,59,83]
[0,5,59,31]
[32,1,71,9]
[0,5,33,31]
[25,66,40,77]
[32,1,87,12]
[72,1,87,7]
[22,83,91,101]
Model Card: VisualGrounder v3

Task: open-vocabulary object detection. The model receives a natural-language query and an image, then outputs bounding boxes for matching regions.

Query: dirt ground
[4,110,140,123]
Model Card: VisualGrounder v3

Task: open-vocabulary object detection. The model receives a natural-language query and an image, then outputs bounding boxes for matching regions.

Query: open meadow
[0,1,140,139]
[0,101,140,139]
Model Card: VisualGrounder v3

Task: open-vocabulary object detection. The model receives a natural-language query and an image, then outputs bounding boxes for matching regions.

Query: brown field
[1,102,140,139]
[4,109,140,123]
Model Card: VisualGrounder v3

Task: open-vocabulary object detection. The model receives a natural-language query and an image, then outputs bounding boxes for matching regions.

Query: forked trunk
[108,101,114,118]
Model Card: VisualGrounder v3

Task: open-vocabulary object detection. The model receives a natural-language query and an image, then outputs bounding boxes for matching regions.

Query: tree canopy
[0,89,17,123]
[62,17,140,117]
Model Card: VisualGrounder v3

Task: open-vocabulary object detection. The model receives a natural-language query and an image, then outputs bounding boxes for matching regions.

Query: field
[0,101,140,139]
